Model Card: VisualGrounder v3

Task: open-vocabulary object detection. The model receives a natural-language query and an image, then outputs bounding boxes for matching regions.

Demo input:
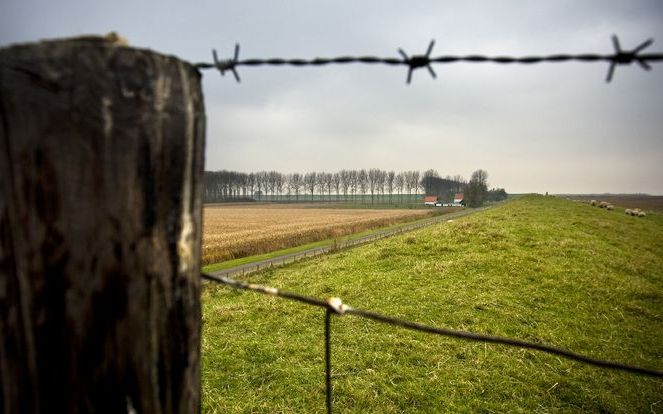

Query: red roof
[454,193,464,200]
[424,196,438,203]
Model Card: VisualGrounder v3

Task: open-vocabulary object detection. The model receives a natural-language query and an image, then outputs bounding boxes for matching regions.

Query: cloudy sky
[2,0,662,194]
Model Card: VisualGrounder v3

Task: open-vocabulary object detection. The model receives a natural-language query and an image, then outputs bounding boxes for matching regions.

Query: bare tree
[377,169,387,202]
[387,170,395,203]
[404,170,417,201]
[411,170,420,200]
[368,168,381,204]
[274,172,284,201]
[315,172,326,200]
[256,171,269,201]
[267,170,278,200]
[394,172,405,203]
[322,172,333,201]
[340,170,351,201]
[304,171,317,201]
[358,169,368,203]
[349,170,358,202]
[332,172,341,201]
[283,173,292,200]
[289,172,302,201]
[248,172,256,199]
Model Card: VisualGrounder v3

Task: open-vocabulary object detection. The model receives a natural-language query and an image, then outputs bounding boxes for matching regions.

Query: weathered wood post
[0,36,205,413]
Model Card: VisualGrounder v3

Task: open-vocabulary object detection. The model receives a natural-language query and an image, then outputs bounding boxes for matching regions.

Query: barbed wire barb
[212,43,240,82]
[398,39,437,84]
[607,34,654,82]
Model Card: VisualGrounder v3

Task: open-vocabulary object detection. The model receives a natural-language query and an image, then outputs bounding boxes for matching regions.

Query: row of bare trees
[204,168,508,206]
[204,169,460,203]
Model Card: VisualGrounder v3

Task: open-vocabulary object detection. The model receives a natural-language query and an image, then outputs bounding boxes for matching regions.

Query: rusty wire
[195,35,662,84]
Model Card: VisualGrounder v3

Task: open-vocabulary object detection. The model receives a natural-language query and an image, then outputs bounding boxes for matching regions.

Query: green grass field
[201,195,663,413]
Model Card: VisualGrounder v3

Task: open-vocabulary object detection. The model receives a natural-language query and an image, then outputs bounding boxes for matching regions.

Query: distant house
[424,196,438,206]
[453,193,464,204]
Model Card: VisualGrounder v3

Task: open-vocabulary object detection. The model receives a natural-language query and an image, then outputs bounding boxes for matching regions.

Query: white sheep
[638,211,646,217]
[599,201,609,208]
[606,205,614,210]
[625,209,632,215]
[590,199,597,206]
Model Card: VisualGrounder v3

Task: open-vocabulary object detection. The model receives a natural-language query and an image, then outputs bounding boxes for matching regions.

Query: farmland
[201,195,663,413]
[202,204,437,264]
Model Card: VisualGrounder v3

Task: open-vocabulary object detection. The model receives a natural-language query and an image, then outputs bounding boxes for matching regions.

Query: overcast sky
[2,0,662,194]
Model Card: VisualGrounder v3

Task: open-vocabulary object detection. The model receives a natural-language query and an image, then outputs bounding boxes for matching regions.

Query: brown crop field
[202,205,435,264]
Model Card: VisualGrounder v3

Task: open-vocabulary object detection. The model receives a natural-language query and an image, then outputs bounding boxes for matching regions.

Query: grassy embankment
[202,195,663,413]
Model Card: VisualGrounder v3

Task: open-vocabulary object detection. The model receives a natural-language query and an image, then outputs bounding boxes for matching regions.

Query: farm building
[424,196,438,206]
[439,193,465,207]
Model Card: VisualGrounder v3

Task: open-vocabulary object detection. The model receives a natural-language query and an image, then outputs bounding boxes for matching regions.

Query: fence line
[201,272,663,414]
[195,36,662,83]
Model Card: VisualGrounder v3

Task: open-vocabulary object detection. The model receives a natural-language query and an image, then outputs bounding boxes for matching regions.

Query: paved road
[209,206,490,278]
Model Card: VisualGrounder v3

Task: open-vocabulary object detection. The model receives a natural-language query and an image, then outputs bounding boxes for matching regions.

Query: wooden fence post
[0,37,205,413]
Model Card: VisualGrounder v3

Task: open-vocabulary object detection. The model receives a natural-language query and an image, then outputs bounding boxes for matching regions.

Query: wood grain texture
[0,38,205,413]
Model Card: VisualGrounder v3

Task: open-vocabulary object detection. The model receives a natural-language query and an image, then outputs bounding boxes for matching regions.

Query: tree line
[204,168,506,206]
[420,169,506,207]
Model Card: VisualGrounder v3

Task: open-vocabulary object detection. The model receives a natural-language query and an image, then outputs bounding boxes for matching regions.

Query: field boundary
[208,205,490,278]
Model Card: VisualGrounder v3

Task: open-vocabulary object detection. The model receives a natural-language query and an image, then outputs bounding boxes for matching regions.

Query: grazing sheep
[599,201,609,208]
[590,199,597,206]
[606,205,614,210]
[638,211,646,217]
[625,209,632,215]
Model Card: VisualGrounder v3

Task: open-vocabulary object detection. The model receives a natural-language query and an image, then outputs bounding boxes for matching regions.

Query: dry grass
[202,205,432,264]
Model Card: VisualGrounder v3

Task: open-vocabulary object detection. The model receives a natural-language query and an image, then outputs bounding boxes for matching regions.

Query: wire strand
[194,36,662,84]
[325,309,333,414]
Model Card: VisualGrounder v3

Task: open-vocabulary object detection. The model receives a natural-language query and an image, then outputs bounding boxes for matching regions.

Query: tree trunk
[0,36,205,414]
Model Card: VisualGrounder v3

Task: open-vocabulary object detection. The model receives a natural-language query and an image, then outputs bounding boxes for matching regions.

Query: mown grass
[201,195,663,413]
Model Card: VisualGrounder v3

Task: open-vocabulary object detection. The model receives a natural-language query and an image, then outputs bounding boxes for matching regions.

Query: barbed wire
[201,272,663,414]
[195,35,663,84]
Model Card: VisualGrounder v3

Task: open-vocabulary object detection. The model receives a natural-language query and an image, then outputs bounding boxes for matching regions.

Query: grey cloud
[2,0,662,193]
